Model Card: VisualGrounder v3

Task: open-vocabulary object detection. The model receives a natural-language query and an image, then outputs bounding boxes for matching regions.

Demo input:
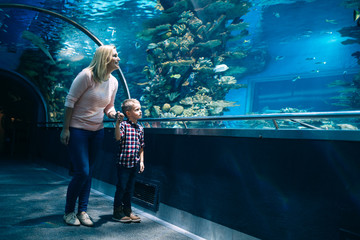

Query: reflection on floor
[0,158,198,240]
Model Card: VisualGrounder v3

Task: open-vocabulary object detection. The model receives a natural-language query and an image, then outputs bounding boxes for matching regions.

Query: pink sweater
[65,69,118,131]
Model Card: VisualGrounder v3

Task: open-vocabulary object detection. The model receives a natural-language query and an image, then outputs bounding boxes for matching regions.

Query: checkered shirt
[116,120,145,168]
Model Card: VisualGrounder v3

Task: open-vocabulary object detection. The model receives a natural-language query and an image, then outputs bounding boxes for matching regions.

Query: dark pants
[113,165,138,209]
[65,127,104,214]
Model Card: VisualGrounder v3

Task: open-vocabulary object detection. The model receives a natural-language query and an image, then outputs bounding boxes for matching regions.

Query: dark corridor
[0,68,46,157]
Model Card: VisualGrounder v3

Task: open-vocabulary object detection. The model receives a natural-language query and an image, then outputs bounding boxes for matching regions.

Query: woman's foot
[77,212,94,227]
[63,212,80,226]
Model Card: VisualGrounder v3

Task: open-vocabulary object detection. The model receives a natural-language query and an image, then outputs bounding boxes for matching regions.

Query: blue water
[0,0,359,121]
[226,0,359,114]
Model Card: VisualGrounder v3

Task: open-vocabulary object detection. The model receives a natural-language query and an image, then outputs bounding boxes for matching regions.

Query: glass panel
[1,0,359,129]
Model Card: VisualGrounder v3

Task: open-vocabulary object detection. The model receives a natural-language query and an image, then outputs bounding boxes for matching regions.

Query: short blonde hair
[122,99,140,117]
[86,45,116,83]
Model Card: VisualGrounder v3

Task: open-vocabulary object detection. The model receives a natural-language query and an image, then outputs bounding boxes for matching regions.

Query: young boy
[113,99,145,223]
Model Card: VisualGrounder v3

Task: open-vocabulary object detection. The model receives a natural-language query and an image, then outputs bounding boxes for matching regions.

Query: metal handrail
[137,111,360,129]
[38,110,360,130]
[137,110,360,122]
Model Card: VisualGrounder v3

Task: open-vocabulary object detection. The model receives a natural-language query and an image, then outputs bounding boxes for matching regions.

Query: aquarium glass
[0,0,359,129]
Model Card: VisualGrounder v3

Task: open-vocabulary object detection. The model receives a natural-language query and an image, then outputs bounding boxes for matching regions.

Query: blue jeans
[114,165,138,209]
[65,127,104,214]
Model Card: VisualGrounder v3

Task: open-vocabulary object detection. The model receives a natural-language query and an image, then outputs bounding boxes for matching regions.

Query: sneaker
[113,206,132,223]
[77,212,94,227]
[63,212,80,226]
[128,212,141,223]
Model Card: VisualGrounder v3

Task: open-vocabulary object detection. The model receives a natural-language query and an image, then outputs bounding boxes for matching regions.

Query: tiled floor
[0,158,196,240]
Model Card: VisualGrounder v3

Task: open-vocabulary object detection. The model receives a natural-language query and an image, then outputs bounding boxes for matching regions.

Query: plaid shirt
[115,120,145,168]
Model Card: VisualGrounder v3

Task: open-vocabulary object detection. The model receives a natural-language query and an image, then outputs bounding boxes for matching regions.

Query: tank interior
[0,0,360,239]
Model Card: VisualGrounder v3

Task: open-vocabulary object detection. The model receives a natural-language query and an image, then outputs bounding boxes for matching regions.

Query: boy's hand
[139,162,145,173]
[116,112,124,123]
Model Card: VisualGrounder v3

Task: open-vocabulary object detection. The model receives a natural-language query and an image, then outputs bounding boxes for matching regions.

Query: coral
[151,106,161,118]
[226,22,249,31]
[170,105,184,115]
[218,76,236,85]
[180,97,193,105]
[160,112,176,118]
[162,103,171,112]
[207,100,238,115]
[196,39,222,49]
[182,107,195,117]
[166,92,180,101]
[337,124,358,130]
[138,0,256,121]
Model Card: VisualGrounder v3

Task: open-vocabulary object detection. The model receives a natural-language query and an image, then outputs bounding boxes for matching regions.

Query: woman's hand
[110,111,122,119]
[60,128,70,145]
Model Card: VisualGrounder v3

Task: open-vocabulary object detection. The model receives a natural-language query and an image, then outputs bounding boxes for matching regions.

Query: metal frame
[0,3,131,99]
[40,110,360,141]
[139,110,360,128]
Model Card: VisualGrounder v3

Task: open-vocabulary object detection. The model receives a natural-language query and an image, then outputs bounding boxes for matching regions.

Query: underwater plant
[137,0,254,123]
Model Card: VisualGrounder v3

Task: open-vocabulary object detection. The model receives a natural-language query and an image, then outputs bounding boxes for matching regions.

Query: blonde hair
[122,99,140,117]
[86,45,116,83]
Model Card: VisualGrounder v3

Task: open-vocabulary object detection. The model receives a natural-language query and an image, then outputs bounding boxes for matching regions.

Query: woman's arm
[104,76,119,119]
[60,107,74,145]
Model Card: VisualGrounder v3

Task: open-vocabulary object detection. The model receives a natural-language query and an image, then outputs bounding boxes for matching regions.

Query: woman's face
[107,49,120,73]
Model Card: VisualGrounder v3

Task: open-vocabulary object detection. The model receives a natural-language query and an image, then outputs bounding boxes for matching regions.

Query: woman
[60,45,121,227]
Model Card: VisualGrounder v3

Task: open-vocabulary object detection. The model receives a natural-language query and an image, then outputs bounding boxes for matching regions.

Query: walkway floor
[0,158,194,240]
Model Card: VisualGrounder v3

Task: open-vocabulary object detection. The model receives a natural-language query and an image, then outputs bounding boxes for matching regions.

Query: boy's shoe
[124,208,141,223]
[113,206,132,223]
[128,212,141,223]
[77,212,94,227]
[63,212,80,226]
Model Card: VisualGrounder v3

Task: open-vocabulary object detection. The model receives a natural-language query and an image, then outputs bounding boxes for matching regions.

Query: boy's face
[126,102,142,121]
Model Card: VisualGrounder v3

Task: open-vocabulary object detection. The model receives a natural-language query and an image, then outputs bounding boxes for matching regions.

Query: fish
[343,71,348,81]
[170,74,181,79]
[292,76,301,82]
[306,57,316,60]
[187,72,195,86]
[136,81,151,86]
[354,9,360,26]
[147,43,158,49]
[181,80,189,86]
[275,56,284,61]
[213,64,229,73]
[135,42,141,49]
[315,61,326,64]
[273,12,280,18]
[325,19,337,24]
[21,30,56,64]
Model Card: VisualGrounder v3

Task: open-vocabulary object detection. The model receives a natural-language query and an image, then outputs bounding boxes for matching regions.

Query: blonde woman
[60,45,121,227]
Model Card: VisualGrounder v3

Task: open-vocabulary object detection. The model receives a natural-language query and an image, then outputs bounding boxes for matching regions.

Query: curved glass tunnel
[0,1,360,240]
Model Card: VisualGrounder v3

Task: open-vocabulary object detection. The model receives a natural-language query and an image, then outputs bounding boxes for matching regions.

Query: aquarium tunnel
[1,0,360,239]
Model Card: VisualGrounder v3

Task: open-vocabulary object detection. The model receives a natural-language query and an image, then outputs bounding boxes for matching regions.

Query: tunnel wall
[34,127,360,240]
